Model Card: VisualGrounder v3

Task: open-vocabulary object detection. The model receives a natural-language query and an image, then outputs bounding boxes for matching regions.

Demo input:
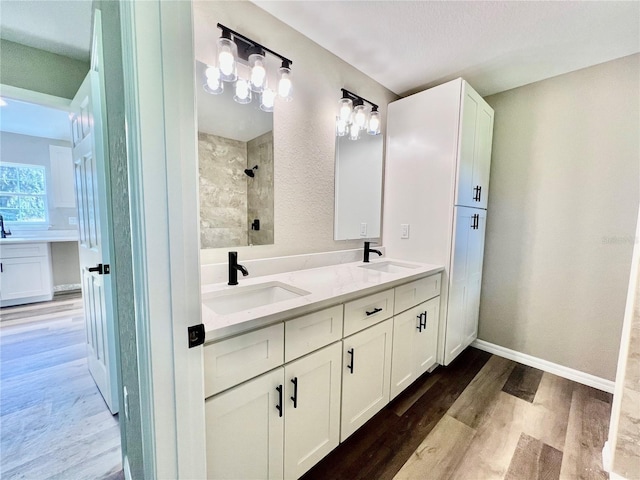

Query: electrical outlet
[123,386,129,420]
[401,224,410,239]
[360,223,367,236]
[68,216,78,225]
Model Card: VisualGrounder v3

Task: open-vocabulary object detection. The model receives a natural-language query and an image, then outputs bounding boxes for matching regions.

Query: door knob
[87,264,110,275]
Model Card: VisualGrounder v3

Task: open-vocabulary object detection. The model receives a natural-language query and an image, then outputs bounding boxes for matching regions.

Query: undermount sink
[203,282,311,315]
[358,260,421,274]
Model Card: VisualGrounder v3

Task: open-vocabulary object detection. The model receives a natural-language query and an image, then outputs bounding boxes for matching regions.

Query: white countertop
[201,258,444,343]
[0,230,79,244]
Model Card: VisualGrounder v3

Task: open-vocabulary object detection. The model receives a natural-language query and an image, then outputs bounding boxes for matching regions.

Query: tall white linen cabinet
[383,78,494,365]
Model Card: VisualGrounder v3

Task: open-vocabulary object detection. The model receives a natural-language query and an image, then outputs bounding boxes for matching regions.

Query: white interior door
[71,9,119,414]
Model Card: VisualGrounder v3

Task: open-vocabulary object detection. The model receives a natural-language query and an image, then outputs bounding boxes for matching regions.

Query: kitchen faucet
[0,215,11,239]
[228,251,249,285]
[363,241,382,263]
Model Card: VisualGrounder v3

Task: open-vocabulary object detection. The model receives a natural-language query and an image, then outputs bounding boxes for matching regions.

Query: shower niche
[196,61,274,248]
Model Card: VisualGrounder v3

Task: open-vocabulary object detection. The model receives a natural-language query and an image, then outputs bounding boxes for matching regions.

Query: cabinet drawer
[343,289,394,337]
[285,305,343,362]
[204,323,284,398]
[0,242,49,259]
[394,273,441,314]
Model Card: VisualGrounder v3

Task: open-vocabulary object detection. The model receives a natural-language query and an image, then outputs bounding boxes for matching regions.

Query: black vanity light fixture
[336,88,381,140]
[204,23,293,111]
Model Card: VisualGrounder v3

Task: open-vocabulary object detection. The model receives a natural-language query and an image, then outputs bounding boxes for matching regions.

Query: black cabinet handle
[421,311,427,330]
[290,377,298,408]
[478,186,482,202]
[473,185,482,202]
[276,385,283,417]
[0,262,3,273]
[366,307,383,316]
[347,348,354,374]
[471,214,479,230]
[416,313,424,332]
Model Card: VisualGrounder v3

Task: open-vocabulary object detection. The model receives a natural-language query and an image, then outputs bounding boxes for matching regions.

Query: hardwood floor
[0,296,122,480]
[302,348,613,480]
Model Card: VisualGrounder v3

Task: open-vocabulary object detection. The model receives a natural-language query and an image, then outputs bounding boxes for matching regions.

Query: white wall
[480,54,640,381]
[194,1,397,264]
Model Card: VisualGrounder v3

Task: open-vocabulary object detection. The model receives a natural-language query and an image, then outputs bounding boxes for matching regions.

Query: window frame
[0,161,50,226]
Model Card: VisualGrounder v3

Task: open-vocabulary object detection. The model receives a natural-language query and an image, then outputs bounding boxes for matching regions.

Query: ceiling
[0,0,92,62]
[253,1,640,96]
[0,1,637,97]
[0,98,72,142]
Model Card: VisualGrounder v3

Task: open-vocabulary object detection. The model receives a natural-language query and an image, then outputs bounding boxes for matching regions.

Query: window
[0,163,48,223]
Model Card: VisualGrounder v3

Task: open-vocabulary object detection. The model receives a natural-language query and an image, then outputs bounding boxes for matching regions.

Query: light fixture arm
[341,88,378,111]
[217,23,293,67]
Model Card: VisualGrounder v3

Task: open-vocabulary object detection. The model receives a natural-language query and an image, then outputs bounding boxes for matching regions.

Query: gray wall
[0,39,89,99]
[50,242,80,290]
[194,1,398,263]
[480,54,640,381]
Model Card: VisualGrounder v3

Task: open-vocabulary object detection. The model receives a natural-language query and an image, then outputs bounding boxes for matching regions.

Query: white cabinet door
[205,368,284,480]
[390,298,440,399]
[455,82,494,209]
[284,342,342,479]
[0,255,53,303]
[463,210,487,347]
[415,297,440,377]
[341,319,393,441]
[445,207,487,365]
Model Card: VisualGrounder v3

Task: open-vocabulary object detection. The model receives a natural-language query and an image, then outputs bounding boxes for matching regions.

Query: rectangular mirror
[196,60,274,249]
[334,134,384,240]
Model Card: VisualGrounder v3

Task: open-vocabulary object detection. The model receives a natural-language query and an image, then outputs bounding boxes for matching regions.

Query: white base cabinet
[284,342,342,479]
[205,368,284,480]
[390,297,440,399]
[204,271,441,479]
[340,318,393,442]
[205,342,342,480]
[0,242,53,307]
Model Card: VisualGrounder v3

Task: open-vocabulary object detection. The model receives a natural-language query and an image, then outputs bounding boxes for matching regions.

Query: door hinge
[188,324,205,348]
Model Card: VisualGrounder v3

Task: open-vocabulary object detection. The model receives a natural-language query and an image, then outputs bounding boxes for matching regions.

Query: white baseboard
[471,339,615,393]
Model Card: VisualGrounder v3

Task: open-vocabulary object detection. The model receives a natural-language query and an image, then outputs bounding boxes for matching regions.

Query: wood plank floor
[302,348,613,480]
[0,297,123,480]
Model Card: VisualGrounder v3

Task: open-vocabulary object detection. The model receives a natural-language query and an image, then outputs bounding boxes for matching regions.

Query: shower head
[244,165,259,178]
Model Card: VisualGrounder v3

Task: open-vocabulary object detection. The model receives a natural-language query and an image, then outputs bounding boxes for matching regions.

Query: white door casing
[71,9,119,414]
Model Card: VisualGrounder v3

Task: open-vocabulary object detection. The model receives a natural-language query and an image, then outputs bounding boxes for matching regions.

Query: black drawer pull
[416,313,424,332]
[347,348,354,374]
[290,377,298,408]
[276,385,283,417]
[421,311,427,330]
[365,307,383,316]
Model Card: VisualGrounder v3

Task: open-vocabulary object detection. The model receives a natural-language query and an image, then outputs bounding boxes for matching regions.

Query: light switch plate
[401,224,410,239]
[360,223,367,236]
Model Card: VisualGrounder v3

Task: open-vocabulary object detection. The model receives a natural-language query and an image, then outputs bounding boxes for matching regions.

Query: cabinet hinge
[188,324,205,348]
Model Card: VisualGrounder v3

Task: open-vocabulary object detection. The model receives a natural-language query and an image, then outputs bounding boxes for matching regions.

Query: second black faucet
[363,241,382,263]
[228,251,249,285]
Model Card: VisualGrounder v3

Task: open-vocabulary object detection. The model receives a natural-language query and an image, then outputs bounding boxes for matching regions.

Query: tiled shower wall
[199,132,248,248]
[198,131,274,248]
[247,131,274,246]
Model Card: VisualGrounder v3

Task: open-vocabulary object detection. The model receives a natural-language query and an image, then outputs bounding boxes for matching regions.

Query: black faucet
[0,215,11,239]
[228,251,249,285]
[363,241,382,263]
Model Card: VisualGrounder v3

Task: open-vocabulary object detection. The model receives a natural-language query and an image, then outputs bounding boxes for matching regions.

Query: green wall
[0,39,89,99]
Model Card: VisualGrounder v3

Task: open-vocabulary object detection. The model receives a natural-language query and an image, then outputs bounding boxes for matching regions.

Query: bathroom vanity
[200,258,442,479]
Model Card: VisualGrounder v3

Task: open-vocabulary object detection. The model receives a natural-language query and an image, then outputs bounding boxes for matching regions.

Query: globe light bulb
[336,116,347,136]
[234,78,252,104]
[353,105,367,129]
[278,66,292,101]
[338,98,353,122]
[203,66,223,95]
[367,110,381,135]
[249,54,267,93]
[217,36,238,82]
[349,122,360,141]
[260,88,276,112]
